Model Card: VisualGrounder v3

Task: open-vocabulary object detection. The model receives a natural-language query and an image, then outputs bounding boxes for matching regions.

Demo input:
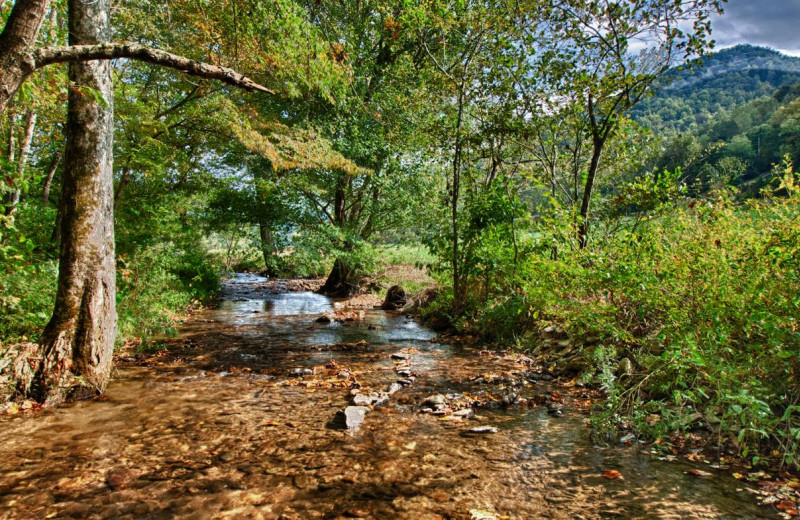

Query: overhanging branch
[34,42,274,94]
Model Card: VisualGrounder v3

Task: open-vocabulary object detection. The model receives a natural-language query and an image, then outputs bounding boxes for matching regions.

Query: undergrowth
[422,160,800,468]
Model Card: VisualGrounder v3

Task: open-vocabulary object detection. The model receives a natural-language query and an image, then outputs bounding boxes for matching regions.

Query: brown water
[0,274,774,519]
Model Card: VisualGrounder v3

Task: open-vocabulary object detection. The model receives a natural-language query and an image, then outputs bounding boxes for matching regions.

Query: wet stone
[289,368,313,377]
[391,353,410,361]
[386,383,403,395]
[351,393,389,408]
[331,406,369,429]
[467,426,499,435]
[218,452,235,463]
[453,408,475,419]
[351,394,374,407]
[547,403,563,417]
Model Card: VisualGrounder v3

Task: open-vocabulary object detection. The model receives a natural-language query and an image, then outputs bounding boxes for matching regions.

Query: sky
[711,0,800,56]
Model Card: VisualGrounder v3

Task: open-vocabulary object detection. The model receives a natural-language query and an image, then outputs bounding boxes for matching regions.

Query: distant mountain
[631,45,800,133]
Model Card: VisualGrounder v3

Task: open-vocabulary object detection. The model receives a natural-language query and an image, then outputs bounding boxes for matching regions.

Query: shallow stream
[0,274,773,519]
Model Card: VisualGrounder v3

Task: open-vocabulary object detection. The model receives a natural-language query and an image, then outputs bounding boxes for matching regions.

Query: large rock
[467,426,499,434]
[330,406,370,430]
[381,285,408,310]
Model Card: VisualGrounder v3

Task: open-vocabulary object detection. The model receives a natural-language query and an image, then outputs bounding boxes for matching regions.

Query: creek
[0,274,772,519]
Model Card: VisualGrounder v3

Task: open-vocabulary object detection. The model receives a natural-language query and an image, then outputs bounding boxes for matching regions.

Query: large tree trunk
[319,257,359,297]
[37,0,116,406]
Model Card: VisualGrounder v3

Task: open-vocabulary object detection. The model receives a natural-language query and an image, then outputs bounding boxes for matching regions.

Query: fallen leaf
[602,470,623,480]
[686,469,713,477]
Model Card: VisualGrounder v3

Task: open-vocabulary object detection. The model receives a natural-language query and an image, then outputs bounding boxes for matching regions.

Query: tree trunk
[319,257,358,297]
[0,0,51,112]
[37,0,116,406]
[320,173,359,296]
[577,136,605,250]
[5,111,36,216]
[451,90,465,314]
[258,221,277,275]
[41,148,62,206]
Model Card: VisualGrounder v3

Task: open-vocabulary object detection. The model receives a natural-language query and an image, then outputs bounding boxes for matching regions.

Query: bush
[117,244,220,347]
[425,160,800,467]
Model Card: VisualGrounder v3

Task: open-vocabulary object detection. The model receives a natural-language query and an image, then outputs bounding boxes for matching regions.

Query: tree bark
[320,173,360,296]
[577,140,602,249]
[37,0,117,406]
[451,90,465,314]
[258,221,277,274]
[0,0,51,112]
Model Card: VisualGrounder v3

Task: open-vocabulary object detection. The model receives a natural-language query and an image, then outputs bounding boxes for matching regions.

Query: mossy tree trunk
[36,0,116,405]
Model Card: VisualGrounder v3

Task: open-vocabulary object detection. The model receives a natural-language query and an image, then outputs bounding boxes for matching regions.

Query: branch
[34,42,274,94]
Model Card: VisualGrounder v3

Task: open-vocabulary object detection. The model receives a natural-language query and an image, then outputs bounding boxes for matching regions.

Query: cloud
[711,0,800,56]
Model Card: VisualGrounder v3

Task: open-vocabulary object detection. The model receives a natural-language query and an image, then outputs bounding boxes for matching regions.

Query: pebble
[453,408,475,419]
[391,353,410,360]
[386,383,403,395]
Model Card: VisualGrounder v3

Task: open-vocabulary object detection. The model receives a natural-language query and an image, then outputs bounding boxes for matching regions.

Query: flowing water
[0,274,774,519]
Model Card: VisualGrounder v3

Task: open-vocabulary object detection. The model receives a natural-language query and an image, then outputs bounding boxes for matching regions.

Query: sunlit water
[0,274,773,519]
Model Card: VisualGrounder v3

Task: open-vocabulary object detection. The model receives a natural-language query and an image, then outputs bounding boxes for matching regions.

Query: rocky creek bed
[0,274,777,519]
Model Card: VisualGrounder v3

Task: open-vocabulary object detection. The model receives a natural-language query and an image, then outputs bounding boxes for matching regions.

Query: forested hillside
[1,2,799,517]
[639,45,800,196]
[632,44,800,132]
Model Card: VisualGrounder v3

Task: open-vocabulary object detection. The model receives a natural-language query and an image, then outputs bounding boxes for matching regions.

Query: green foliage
[0,262,57,343]
[117,244,218,347]
[428,162,800,466]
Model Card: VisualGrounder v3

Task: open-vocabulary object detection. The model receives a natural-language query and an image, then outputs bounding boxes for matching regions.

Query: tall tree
[0,0,274,404]
[524,0,725,247]
[37,0,116,404]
